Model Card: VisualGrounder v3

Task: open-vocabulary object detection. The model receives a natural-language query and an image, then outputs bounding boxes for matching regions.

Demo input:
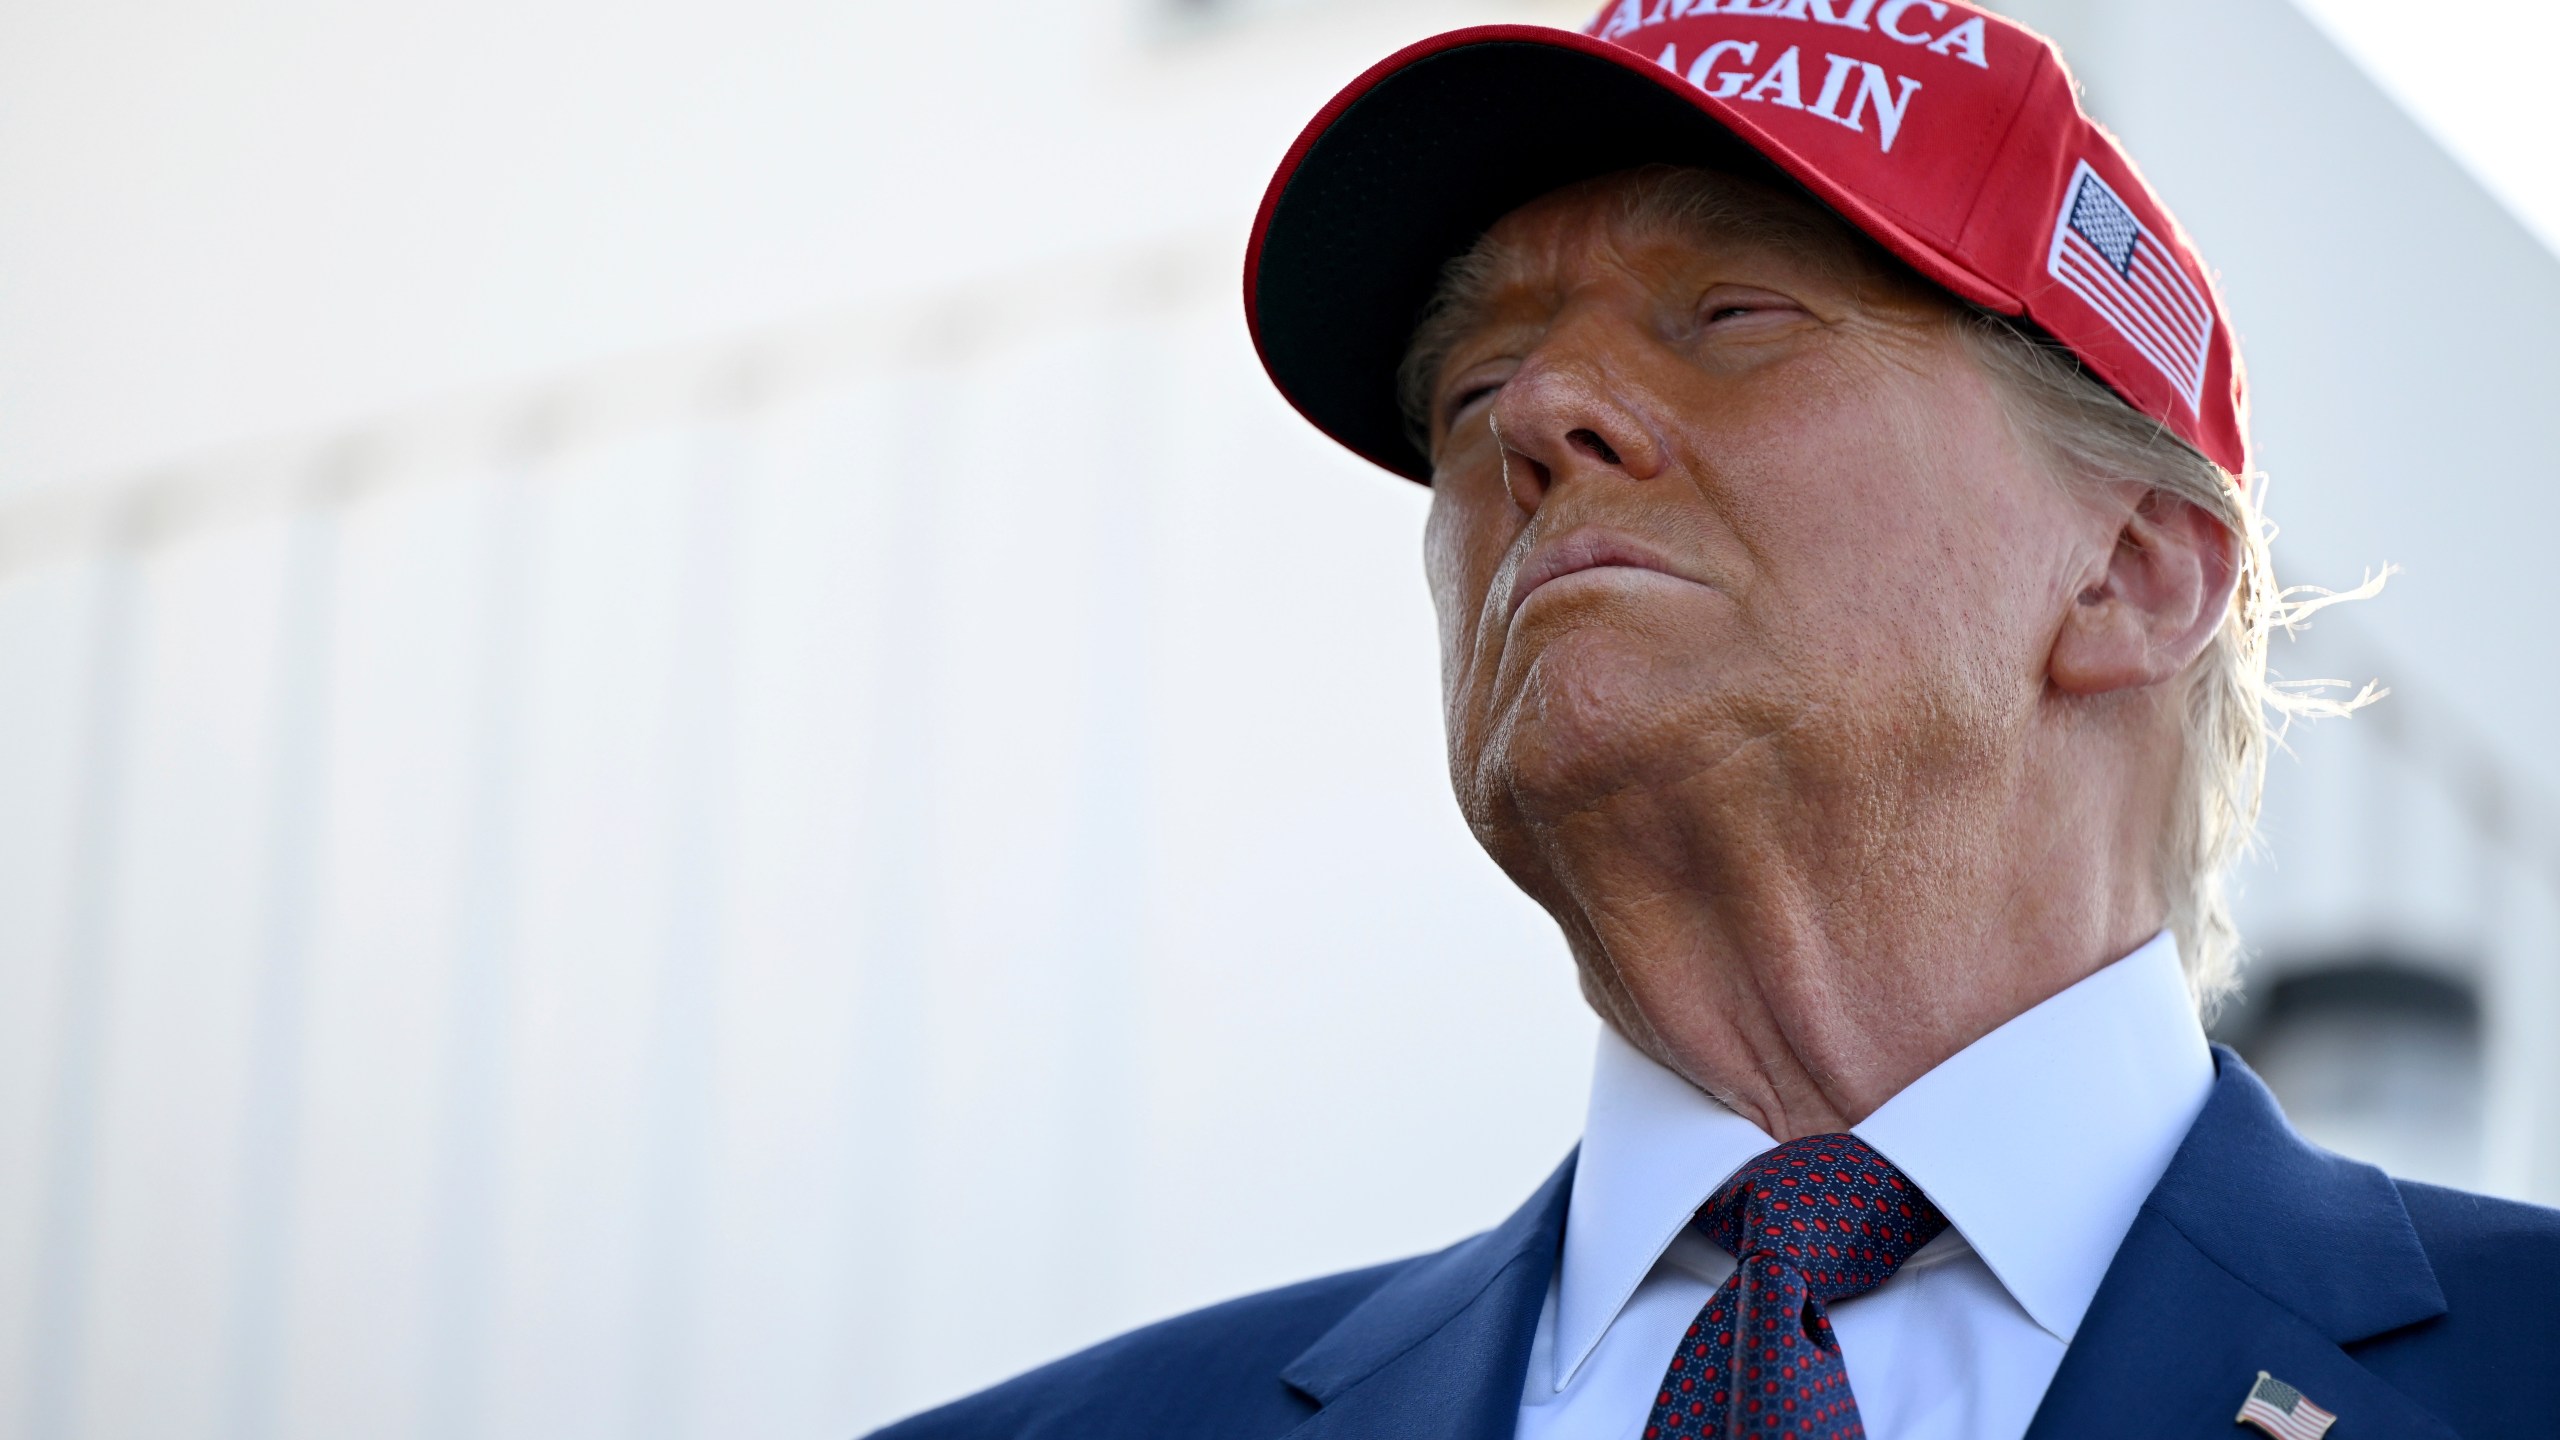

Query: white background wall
[1,2,2554,1438]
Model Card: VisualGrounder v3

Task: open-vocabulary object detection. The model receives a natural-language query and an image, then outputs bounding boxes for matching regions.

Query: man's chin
[1475,646,1741,825]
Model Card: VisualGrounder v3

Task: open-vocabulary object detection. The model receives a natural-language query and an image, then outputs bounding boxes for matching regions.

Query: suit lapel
[1277,1154,1574,1440]
[2026,1048,2455,1440]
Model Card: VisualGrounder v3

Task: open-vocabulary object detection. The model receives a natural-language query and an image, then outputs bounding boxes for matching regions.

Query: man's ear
[2049,489,2241,697]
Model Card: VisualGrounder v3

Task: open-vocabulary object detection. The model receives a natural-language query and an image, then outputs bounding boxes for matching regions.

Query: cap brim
[1244,25,2014,484]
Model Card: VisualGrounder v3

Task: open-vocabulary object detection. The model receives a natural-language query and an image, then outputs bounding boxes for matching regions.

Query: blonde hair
[1956,313,2381,1013]
[1400,165,2383,1014]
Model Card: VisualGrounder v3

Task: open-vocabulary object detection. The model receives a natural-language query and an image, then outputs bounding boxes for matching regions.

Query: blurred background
[2,0,2556,1435]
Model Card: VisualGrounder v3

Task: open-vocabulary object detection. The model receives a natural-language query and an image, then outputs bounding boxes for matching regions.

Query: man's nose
[1487,353,1666,511]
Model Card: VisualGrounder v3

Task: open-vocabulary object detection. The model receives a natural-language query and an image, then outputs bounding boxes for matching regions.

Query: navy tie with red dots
[1643,1134,1948,1440]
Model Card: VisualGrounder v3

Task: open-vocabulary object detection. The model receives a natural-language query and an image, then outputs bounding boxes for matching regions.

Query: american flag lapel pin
[2236,1370,2337,1440]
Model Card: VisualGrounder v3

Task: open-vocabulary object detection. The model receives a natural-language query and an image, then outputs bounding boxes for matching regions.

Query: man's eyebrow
[1396,179,1877,446]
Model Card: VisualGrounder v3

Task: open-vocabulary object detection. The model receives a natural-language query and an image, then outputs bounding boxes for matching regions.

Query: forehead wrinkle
[1491,180,1838,315]
[1401,167,1913,453]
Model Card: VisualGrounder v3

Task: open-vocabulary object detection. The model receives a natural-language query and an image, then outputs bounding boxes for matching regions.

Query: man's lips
[1506,530,1701,621]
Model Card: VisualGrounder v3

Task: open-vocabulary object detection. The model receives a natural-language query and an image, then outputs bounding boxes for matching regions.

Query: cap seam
[1946,45,2050,303]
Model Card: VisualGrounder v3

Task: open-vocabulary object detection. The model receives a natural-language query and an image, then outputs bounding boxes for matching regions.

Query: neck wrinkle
[1539,740,2169,1139]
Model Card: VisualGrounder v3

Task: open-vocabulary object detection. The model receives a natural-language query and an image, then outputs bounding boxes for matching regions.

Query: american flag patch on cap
[2045,161,2215,412]
[2236,1370,2337,1440]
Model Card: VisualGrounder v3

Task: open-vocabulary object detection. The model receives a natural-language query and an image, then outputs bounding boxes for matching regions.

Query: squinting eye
[1445,383,1501,421]
[1705,304,1760,323]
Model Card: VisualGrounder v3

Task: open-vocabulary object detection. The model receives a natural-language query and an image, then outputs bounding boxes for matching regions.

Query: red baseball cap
[1242,0,2247,482]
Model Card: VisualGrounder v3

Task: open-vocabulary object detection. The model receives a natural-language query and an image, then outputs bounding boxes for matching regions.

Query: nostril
[1501,446,1555,511]
[1566,428,1623,467]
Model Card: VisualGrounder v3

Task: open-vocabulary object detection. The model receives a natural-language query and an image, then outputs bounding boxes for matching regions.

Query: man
[875,4,2559,1437]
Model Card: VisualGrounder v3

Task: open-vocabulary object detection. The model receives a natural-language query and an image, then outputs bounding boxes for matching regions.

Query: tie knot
[1694,1134,1948,1303]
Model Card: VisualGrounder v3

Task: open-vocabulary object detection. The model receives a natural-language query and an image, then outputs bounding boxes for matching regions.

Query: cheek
[1421,494,1467,623]
[1718,369,2066,682]
[1422,475,1517,667]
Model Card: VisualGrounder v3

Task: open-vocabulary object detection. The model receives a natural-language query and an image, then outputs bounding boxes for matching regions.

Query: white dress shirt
[1514,932,2214,1440]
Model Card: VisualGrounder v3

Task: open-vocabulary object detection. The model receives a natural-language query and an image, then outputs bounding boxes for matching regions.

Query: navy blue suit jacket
[872,1050,2560,1439]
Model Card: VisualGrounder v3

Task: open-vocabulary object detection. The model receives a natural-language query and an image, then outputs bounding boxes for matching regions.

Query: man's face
[1419,169,2107,883]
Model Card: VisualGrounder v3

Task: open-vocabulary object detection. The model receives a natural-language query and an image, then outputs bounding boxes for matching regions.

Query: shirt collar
[1854,930,2212,1341]
[1553,1019,1775,1391]
[1551,931,2212,1392]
